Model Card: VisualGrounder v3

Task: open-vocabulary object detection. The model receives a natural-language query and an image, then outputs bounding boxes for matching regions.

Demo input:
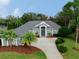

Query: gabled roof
[14,21,61,36]
[35,21,50,27]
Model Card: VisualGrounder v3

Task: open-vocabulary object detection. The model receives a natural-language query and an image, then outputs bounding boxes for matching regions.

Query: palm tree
[21,32,37,46]
[55,1,74,27]
[63,2,74,27]
[62,0,79,48]
[75,17,79,48]
[67,0,79,48]
[0,29,5,38]
[2,30,17,47]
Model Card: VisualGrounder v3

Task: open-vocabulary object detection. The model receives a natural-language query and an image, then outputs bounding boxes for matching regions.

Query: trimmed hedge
[57,45,67,53]
[56,37,67,53]
[55,37,64,44]
[58,27,73,37]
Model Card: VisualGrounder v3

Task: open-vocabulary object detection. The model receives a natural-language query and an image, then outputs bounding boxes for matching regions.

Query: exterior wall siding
[32,27,40,36]
[16,38,23,46]
[53,30,58,34]
[32,27,59,36]
[2,39,7,46]
[47,27,53,36]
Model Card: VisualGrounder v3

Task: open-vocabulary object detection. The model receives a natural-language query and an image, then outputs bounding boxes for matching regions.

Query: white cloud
[0,7,8,18]
[12,8,22,17]
[0,0,11,18]
[0,0,10,7]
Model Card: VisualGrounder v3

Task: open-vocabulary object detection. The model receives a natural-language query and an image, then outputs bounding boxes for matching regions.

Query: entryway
[41,27,45,37]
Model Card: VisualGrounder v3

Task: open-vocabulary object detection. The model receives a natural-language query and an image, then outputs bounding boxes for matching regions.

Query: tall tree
[66,0,79,48]
[21,12,48,24]
[21,12,40,23]
[55,2,74,27]
[37,13,48,20]
[72,0,79,48]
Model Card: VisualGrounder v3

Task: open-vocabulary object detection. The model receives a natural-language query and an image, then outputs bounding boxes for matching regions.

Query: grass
[0,51,47,59]
[61,38,79,59]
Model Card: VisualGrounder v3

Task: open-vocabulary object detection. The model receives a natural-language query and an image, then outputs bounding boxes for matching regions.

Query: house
[0,21,61,46]
[14,21,61,37]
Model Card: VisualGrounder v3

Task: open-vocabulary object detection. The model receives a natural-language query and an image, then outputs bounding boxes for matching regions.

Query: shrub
[57,45,67,53]
[53,34,58,37]
[58,27,73,37]
[47,31,52,37]
[35,32,39,37]
[55,37,64,44]
[67,33,76,40]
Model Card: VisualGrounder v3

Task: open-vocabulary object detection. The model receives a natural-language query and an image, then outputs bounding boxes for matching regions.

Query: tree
[1,30,17,47]
[68,19,76,30]
[67,0,79,48]
[15,18,23,27]
[58,27,73,37]
[55,1,74,27]
[0,29,5,38]
[21,32,37,46]
[62,0,79,48]
[21,12,48,24]
[37,13,48,20]
[21,12,37,23]
[6,15,20,29]
[72,0,79,48]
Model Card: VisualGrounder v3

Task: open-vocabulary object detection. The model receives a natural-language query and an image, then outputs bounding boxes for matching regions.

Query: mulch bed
[0,46,41,54]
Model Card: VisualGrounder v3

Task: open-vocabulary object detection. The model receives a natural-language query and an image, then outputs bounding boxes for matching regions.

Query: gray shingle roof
[14,21,61,36]
[45,21,61,30]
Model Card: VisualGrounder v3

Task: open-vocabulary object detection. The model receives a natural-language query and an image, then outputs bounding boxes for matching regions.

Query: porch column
[7,41,9,46]
[39,26,41,37]
[16,39,18,46]
[1,39,4,46]
[45,26,47,37]
[52,28,54,36]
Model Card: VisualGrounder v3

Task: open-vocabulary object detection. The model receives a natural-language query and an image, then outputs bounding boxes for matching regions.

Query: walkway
[32,38,63,59]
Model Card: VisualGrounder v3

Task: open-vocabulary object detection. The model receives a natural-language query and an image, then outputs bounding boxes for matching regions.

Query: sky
[0,0,73,17]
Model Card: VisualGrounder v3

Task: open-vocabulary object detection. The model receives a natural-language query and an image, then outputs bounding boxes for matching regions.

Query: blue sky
[0,0,73,17]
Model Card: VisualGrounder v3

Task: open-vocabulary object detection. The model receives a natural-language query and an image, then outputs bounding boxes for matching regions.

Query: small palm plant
[47,31,52,37]
[21,32,37,46]
[0,29,5,38]
[2,30,17,47]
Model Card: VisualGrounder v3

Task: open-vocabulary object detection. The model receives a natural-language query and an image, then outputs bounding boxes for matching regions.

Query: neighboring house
[0,21,61,46]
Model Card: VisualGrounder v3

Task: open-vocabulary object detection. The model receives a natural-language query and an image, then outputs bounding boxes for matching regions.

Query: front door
[41,27,45,37]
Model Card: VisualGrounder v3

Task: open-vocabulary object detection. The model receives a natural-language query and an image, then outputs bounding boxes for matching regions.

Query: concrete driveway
[32,38,63,59]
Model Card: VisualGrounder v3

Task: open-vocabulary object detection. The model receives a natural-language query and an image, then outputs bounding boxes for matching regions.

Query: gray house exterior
[14,21,61,37]
[0,21,61,46]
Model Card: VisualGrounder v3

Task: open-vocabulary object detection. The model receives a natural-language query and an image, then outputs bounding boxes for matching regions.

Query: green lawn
[0,51,47,59]
[61,38,79,59]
